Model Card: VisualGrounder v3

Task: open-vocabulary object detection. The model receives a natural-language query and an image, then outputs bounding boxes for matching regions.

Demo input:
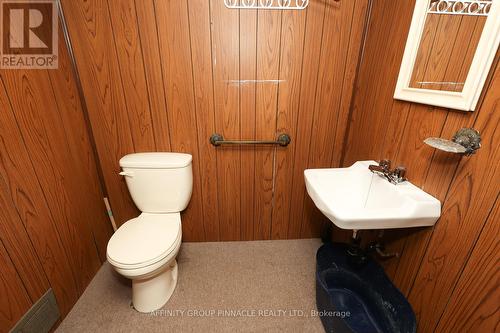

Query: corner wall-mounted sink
[304,161,441,230]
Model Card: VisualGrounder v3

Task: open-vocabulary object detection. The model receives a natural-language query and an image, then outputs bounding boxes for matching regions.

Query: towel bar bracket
[210,133,291,147]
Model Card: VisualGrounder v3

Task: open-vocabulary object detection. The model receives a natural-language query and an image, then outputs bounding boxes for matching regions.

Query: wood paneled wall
[60,0,370,241]
[1,1,498,331]
[0,26,112,333]
[343,0,499,331]
[409,13,486,92]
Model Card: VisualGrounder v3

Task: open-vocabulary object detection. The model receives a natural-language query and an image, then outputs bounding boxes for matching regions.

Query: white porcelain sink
[304,161,441,230]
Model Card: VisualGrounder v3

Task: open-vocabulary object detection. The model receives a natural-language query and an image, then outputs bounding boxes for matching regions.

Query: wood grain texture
[344,0,416,165]
[0,17,113,327]
[0,186,48,302]
[435,197,500,332]
[288,0,327,238]
[49,28,112,262]
[187,0,220,241]
[407,63,499,332]
[1,70,102,293]
[453,17,487,91]
[210,0,241,241]
[271,7,307,239]
[409,14,441,89]
[64,0,369,241]
[107,0,156,151]
[0,78,78,317]
[302,0,359,238]
[309,0,355,168]
[154,0,205,241]
[414,15,462,90]
[332,0,370,167]
[410,14,486,91]
[60,0,138,226]
[391,56,498,293]
[343,0,500,330]
[0,83,51,299]
[438,16,485,92]
[346,0,476,271]
[134,0,172,151]
[384,24,498,288]
[253,9,282,240]
[239,7,258,241]
[0,240,32,332]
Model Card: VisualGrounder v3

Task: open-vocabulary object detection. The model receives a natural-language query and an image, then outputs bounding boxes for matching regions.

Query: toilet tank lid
[120,153,192,169]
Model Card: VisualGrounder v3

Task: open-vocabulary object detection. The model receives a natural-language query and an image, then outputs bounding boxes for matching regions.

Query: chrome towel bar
[209,133,291,147]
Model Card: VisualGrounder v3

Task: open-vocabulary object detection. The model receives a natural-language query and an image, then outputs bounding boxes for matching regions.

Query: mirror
[394,0,499,111]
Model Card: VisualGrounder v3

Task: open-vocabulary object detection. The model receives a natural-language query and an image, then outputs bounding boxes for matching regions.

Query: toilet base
[132,260,178,313]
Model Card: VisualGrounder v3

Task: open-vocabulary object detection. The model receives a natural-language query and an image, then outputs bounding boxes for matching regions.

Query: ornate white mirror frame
[394,0,500,111]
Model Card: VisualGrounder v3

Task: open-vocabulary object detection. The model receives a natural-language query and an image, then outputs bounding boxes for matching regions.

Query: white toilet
[106,152,193,313]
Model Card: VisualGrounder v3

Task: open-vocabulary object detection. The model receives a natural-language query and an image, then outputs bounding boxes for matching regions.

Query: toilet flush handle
[119,171,134,177]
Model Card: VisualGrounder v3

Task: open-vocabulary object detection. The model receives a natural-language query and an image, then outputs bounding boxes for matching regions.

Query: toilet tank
[119,153,193,213]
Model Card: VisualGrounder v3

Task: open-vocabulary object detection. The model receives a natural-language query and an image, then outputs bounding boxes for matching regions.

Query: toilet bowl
[106,153,193,313]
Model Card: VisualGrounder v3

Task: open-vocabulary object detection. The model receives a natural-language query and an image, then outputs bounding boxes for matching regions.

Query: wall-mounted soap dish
[424,128,481,156]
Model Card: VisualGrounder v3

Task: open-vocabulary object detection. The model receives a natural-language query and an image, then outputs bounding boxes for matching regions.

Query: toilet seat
[107,213,181,270]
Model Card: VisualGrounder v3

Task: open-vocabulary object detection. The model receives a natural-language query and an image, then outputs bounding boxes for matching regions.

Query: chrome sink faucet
[368,159,407,185]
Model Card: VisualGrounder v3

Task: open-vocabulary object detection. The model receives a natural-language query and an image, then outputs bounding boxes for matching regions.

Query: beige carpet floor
[57,239,325,333]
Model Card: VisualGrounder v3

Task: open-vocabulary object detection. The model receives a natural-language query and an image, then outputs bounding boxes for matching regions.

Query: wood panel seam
[339,0,373,167]
[285,5,309,238]
[299,0,328,236]
[269,10,284,239]
[149,0,174,148]
[105,0,136,152]
[45,72,102,263]
[405,59,499,298]
[0,232,40,305]
[433,193,499,330]
[0,75,80,303]
[186,0,207,240]
[57,5,109,198]
[131,0,159,151]
[330,1,357,166]
[208,0,222,241]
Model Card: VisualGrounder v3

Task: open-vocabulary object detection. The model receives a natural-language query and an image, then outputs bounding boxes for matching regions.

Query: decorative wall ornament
[428,0,492,16]
[224,0,309,10]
